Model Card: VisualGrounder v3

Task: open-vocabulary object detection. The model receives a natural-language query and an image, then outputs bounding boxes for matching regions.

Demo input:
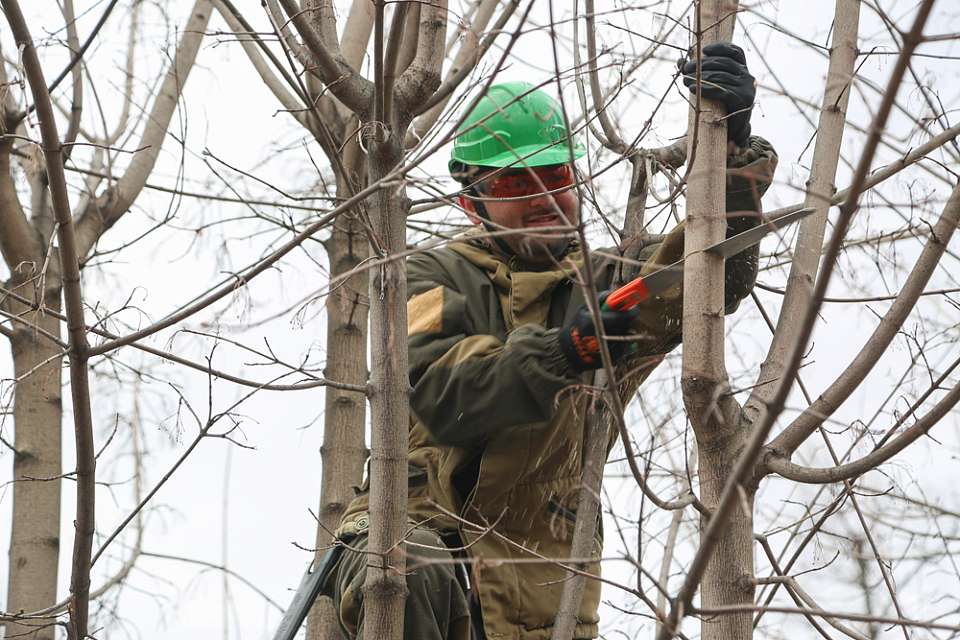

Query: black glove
[680,42,756,147]
[557,292,640,372]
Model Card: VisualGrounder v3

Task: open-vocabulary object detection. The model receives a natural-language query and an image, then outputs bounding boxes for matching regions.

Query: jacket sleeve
[597,135,779,354]
[406,254,580,447]
[722,134,779,312]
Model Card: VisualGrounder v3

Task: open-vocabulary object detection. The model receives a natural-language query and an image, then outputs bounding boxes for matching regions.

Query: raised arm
[406,253,579,446]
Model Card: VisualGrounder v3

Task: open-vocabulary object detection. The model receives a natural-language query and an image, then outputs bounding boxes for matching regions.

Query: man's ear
[459,194,482,226]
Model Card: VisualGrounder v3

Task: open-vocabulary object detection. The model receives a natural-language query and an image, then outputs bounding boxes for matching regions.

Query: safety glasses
[475,164,575,199]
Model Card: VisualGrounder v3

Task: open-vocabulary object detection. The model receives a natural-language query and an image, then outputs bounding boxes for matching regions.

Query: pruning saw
[604,207,815,312]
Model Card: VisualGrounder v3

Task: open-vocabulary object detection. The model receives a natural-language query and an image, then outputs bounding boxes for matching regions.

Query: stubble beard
[510,230,574,266]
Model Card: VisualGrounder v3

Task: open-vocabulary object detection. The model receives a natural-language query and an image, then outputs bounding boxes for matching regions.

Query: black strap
[469,187,516,258]
[272,545,345,640]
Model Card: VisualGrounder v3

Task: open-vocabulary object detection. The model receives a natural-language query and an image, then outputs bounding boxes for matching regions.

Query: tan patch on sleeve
[407,286,444,336]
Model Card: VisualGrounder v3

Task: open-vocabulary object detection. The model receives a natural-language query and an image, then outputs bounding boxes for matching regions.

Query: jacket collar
[451,227,582,275]
[449,229,582,328]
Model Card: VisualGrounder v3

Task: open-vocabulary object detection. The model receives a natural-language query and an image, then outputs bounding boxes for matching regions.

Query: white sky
[2,1,960,638]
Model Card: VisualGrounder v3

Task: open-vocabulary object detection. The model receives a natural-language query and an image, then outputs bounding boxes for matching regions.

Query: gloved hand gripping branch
[557,292,640,372]
[680,42,756,147]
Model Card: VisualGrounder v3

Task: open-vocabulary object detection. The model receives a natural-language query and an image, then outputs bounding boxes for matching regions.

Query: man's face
[459,163,580,265]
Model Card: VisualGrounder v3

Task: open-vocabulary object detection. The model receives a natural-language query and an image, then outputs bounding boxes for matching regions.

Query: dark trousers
[329,527,476,639]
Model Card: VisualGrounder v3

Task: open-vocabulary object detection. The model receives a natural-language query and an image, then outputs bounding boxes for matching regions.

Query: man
[329,43,776,639]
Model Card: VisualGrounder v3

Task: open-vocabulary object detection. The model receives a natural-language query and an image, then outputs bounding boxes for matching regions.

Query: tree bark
[679,2,752,639]
[360,0,445,634]
[5,286,63,640]
[298,7,377,636]
[694,420,755,640]
[361,133,410,640]
[306,175,370,640]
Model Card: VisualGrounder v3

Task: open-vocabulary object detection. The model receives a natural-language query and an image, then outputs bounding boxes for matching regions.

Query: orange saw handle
[603,277,650,312]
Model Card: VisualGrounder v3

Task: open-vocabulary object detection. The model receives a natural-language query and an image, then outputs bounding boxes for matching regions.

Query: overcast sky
[2,1,960,638]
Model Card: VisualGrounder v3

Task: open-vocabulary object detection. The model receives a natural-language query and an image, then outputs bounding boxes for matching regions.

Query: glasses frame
[471,164,577,201]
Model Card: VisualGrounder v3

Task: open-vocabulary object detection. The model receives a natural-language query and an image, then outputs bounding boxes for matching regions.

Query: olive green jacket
[341,137,778,639]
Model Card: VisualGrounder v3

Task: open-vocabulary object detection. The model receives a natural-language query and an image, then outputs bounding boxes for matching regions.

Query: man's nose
[527,191,556,208]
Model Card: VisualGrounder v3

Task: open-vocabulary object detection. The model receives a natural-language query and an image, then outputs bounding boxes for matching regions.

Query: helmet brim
[449,141,585,174]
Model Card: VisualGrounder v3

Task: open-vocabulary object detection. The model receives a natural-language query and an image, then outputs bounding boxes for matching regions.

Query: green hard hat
[449,82,585,175]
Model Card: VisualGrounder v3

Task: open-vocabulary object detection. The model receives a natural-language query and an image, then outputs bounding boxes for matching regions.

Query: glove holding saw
[557,41,790,372]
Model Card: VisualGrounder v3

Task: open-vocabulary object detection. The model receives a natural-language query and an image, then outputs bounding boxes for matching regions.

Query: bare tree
[570,2,960,639]
[1,1,212,637]
[2,2,959,639]
[483,2,960,640]
[219,1,523,637]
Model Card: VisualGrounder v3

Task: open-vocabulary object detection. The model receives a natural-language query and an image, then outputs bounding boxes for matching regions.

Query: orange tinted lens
[486,173,530,197]
[538,165,574,190]
[482,165,573,198]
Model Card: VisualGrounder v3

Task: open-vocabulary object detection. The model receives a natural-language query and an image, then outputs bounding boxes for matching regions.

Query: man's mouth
[524,212,563,227]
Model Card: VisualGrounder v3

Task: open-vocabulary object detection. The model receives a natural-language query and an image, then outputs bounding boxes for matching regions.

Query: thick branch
[768,178,960,456]
[278,0,373,115]
[408,0,497,137]
[264,0,313,72]
[305,0,340,53]
[0,140,38,269]
[746,0,861,420]
[360,142,409,639]
[409,0,519,130]
[395,0,447,112]
[679,0,739,442]
[0,51,37,268]
[373,1,386,125]
[328,0,376,124]
[381,0,411,120]
[341,0,376,70]
[395,1,421,78]
[75,0,213,256]
[767,378,960,484]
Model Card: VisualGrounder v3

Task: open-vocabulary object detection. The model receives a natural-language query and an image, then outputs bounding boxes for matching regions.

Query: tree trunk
[361,134,409,640]
[306,182,370,640]
[695,425,755,640]
[679,1,752,638]
[5,284,62,640]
